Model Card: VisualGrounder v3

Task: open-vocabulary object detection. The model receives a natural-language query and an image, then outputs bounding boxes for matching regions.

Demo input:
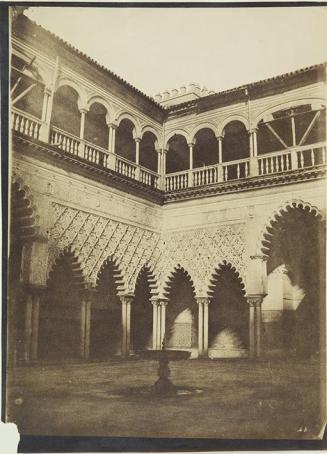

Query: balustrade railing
[83,140,110,167]
[222,158,250,182]
[166,171,189,191]
[12,109,326,193]
[296,143,326,169]
[12,108,42,140]
[140,166,159,188]
[116,156,137,180]
[50,126,80,156]
[258,150,292,175]
[193,165,220,186]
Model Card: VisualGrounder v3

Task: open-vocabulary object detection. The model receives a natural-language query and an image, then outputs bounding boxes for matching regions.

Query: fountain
[139,338,203,397]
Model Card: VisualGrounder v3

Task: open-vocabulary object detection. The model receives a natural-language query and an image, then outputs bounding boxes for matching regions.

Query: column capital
[120,294,134,304]
[216,134,224,141]
[44,86,52,96]
[107,122,118,130]
[247,294,264,307]
[151,297,167,306]
[134,137,141,143]
[249,127,258,135]
[188,141,195,147]
[196,296,210,305]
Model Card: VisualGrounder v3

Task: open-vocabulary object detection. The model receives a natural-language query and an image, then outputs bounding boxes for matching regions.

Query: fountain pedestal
[140,349,191,395]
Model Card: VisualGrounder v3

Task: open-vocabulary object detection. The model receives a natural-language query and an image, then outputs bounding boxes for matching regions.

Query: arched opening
[257,105,326,159]
[38,251,85,360]
[262,205,325,358]
[131,266,153,352]
[115,118,136,162]
[11,54,44,119]
[222,121,250,162]
[165,268,197,354]
[139,132,158,172]
[193,128,218,168]
[84,102,109,149]
[8,181,39,364]
[166,134,189,174]
[90,259,121,358]
[208,263,248,358]
[51,85,81,137]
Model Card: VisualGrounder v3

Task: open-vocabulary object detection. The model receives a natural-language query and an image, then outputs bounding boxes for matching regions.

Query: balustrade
[140,167,159,188]
[11,109,326,193]
[12,108,42,140]
[116,156,137,180]
[50,126,80,156]
[165,171,189,191]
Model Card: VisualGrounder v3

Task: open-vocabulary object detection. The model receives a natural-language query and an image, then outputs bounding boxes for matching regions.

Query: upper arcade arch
[190,123,218,143]
[217,115,250,137]
[164,129,190,148]
[115,111,141,138]
[56,77,88,110]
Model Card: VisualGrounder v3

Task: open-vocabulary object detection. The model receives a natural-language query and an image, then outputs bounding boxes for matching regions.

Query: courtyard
[7,357,324,440]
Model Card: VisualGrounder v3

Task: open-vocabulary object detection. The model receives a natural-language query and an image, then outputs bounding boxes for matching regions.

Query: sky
[26,6,327,97]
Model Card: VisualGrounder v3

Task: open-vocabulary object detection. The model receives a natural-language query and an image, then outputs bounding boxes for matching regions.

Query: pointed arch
[162,264,196,301]
[258,200,325,257]
[47,246,86,291]
[10,175,39,240]
[96,256,126,295]
[206,260,246,298]
[133,263,158,299]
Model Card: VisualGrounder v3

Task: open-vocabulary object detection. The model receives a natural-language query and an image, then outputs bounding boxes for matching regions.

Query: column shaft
[121,300,127,356]
[25,295,33,362]
[203,302,209,356]
[126,300,131,354]
[152,302,158,350]
[249,303,255,358]
[31,296,40,360]
[156,304,161,349]
[255,303,262,357]
[160,303,166,347]
[79,110,86,139]
[198,302,204,357]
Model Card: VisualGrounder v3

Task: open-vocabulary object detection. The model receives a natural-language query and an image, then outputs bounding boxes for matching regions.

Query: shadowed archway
[38,249,85,360]
[90,258,123,358]
[261,204,325,358]
[208,262,248,358]
[164,267,197,352]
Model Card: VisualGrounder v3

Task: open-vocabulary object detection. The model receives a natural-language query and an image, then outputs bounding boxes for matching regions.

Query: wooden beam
[298,110,320,146]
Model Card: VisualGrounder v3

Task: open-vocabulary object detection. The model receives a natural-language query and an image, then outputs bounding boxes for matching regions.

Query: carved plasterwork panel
[153,223,246,297]
[48,202,160,293]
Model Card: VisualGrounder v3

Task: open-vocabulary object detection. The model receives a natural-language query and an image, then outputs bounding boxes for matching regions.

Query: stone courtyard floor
[6,357,324,440]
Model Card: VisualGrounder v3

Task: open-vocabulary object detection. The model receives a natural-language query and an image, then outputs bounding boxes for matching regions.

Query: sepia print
[5,3,327,449]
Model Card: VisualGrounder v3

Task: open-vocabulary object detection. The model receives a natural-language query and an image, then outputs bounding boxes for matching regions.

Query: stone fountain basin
[139,350,191,361]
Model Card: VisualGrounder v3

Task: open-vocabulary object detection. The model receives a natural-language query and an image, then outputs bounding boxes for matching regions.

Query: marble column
[24,289,42,362]
[80,293,92,360]
[216,135,223,182]
[152,300,159,349]
[120,294,134,357]
[196,297,210,358]
[247,295,263,358]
